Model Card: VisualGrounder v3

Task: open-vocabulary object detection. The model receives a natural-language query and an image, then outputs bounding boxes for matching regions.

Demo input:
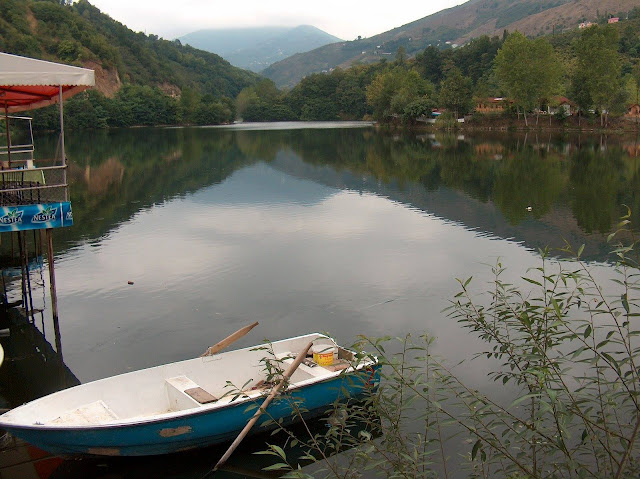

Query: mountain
[0,0,260,99]
[179,25,342,73]
[263,0,639,88]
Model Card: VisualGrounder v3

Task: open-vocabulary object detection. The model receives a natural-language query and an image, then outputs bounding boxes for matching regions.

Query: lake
[1,123,639,477]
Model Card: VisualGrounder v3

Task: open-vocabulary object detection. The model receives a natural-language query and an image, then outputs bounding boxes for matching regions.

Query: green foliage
[0,0,41,57]
[573,25,622,126]
[493,147,565,223]
[263,211,640,478]
[438,66,473,117]
[236,79,296,122]
[31,86,183,129]
[569,149,624,233]
[4,0,640,128]
[283,66,379,122]
[107,84,178,127]
[243,102,295,122]
[414,45,444,84]
[414,36,503,87]
[434,110,459,129]
[366,67,433,121]
[402,97,435,124]
[63,90,109,129]
[569,69,593,116]
[395,46,407,66]
[0,0,260,103]
[494,32,564,126]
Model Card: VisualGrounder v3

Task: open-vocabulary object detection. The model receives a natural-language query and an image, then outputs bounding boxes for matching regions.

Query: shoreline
[377,119,640,136]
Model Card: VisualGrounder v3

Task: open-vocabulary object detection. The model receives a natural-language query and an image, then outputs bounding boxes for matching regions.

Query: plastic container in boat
[312,341,337,366]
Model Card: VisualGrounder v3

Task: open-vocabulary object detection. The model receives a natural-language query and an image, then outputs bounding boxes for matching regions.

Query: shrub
[262,209,640,478]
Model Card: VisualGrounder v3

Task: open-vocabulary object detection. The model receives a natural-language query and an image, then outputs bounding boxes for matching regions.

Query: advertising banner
[0,202,73,232]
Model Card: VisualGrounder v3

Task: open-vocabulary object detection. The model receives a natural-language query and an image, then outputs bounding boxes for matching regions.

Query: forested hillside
[238,14,640,128]
[263,0,640,88]
[2,0,639,130]
[0,0,260,127]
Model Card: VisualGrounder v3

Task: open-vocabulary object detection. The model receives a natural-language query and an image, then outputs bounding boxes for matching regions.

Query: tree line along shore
[20,7,640,131]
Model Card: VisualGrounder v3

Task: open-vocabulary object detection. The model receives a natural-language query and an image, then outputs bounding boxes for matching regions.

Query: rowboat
[0,333,379,456]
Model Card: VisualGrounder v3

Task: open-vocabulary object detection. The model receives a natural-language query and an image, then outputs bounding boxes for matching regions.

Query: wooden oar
[201,321,259,357]
[213,341,314,471]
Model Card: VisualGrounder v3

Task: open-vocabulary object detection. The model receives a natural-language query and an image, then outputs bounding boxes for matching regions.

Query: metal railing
[0,163,67,206]
[1,116,68,206]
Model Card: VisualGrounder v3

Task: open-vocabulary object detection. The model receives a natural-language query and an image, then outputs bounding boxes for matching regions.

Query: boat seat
[166,376,218,405]
[51,400,119,425]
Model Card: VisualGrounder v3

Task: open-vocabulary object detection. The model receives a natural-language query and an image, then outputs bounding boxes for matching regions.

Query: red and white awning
[0,52,94,112]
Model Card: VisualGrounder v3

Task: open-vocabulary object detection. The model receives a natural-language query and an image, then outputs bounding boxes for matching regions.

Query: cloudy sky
[88,0,468,41]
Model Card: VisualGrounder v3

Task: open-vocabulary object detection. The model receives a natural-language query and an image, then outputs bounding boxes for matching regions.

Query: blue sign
[0,203,73,232]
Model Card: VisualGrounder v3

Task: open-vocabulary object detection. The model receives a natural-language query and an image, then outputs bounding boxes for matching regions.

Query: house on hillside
[608,17,620,24]
[626,103,640,119]
[579,21,594,29]
[475,98,510,114]
[548,96,575,116]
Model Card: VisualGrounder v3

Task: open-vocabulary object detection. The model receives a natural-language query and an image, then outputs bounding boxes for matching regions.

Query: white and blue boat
[0,333,379,456]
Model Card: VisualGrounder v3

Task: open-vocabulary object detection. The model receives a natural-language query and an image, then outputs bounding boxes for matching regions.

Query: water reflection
[17,126,640,380]
[0,308,78,408]
[29,127,640,263]
[1,124,638,475]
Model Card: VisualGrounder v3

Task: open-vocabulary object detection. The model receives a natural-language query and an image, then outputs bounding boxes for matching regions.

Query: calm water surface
[1,123,639,476]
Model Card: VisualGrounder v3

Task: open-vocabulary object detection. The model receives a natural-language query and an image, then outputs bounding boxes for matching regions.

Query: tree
[366,68,432,122]
[234,79,293,122]
[494,32,563,126]
[236,87,260,120]
[395,46,407,66]
[573,25,621,126]
[402,97,435,124]
[335,73,369,119]
[438,66,473,118]
[569,69,593,127]
[178,87,201,124]
[414,45,444,84]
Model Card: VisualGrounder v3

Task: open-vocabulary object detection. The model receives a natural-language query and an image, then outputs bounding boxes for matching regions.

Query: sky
[87,0,468,41]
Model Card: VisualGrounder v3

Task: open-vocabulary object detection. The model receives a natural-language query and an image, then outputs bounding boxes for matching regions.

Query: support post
[4,106,10,169]
[46,228,62,356]
[58,86,67,201]
[21,232,36,323]
[17,232,29,321]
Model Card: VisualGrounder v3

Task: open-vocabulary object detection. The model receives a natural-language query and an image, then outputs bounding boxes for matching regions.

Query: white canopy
[0,52,95,112]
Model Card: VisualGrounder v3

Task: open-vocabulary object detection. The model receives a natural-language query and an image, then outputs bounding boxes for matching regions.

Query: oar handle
[201,322,259,357]
[214,341,314,470]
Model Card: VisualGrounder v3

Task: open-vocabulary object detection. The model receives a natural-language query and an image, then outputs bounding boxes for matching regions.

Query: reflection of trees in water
[67,157,125,195]
[493,148,566,225]
[31,128,640,251]
[37,128,261,250]
[570,148,627,234]
[291,131,640,235]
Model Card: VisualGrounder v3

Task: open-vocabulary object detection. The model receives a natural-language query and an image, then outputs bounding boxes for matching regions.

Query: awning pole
[58,86,67,201]
[4,106,10,169]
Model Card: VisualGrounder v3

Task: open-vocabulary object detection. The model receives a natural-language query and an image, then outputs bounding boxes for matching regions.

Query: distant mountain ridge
[179,25,342,72]
[263,0,639,87]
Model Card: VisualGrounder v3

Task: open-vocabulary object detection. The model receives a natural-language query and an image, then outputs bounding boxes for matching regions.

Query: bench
[165,376,218,411]
[52,400,119,425]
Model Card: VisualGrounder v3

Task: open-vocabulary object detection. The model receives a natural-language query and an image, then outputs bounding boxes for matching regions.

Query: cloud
[89,0,467,40]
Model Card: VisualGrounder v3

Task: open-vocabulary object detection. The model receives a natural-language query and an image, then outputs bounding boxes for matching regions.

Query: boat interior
[2,334,366,427]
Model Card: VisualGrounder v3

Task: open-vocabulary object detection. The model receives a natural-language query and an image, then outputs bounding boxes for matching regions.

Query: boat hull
[1,366,380,456]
